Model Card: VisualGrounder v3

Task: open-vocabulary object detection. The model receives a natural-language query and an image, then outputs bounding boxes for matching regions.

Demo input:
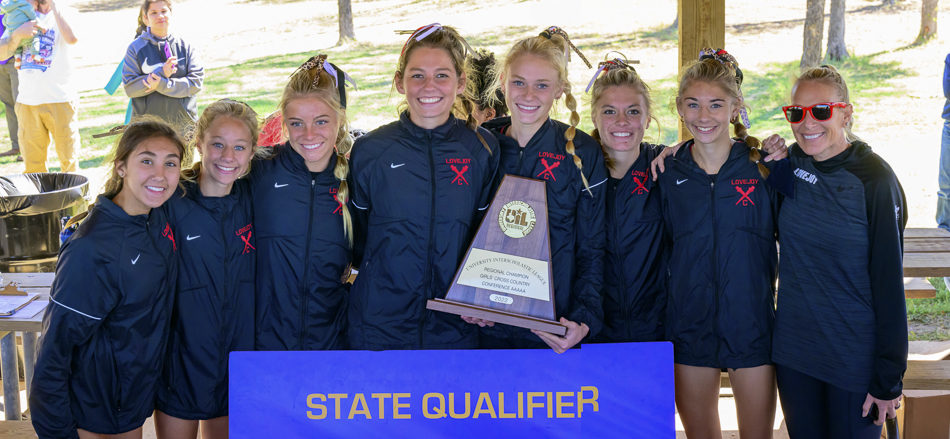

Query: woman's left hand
[760,134,788,162]
[532,318,589,354]
[862,393,902,426]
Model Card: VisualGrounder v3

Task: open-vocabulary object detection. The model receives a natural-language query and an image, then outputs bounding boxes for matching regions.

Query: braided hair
[678,48,768,179]
[486,26,594,195]
[279,55,355,247]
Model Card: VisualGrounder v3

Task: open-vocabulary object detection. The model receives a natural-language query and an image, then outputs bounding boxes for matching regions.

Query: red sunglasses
[782,102,848,123]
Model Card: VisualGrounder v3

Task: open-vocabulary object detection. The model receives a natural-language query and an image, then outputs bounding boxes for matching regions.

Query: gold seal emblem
[498,201,536,238]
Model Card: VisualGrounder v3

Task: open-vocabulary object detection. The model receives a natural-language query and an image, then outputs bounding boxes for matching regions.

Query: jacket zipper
[144,219,174,397]
[609,181,631,341]
[299,177,316,349]
[709,177,722,365]
[217,206,229,413]
[420,133,436,348]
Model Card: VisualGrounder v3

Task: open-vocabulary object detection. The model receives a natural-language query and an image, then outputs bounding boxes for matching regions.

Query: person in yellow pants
[15,101,78,172]
[0,0,79,173]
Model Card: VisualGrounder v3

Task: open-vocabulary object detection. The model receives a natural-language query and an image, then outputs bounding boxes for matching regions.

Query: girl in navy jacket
[658,49,785,439]
[471,26,607,353]
[772,65,906,439]
[30,120,185,439]
[252,55,354,351]
[586,58,668,343]
[349,25,499,350]
[153,99,260,439]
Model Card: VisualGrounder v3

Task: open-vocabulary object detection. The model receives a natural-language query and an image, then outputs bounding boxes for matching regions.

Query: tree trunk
[801,0,827,68]
[336,0,356,46]
[916,0,938,43]
[826,0,849,61]
[667,15,679,31]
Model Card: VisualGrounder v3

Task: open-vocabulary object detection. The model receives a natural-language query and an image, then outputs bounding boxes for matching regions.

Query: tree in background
[337,0,356,46]
[916,0,938,44]
[801,0,827,68]
[826,0,849,61]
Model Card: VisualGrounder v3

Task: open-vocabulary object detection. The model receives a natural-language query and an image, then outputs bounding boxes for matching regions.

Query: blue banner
[230,343,674,438]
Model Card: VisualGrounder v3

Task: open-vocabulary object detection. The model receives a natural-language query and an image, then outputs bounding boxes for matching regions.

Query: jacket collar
[398,111,461,143]
[672,139,753,178]
[182,178,239,213]
[94,194,150,227]
[490,116,558,157]
[791,140,870,174]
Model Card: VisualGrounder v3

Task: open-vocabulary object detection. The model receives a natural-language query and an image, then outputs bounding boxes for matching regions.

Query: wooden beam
[905,228,950,239]
[677,0,726,142]
[905,277,937,299]
[904,253,950,278]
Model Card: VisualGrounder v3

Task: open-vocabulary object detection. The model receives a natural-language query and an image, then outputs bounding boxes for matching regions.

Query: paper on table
[0,299,48,319]
[0,293,38,316]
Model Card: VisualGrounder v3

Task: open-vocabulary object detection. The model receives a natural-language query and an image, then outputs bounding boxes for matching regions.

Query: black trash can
[0,173,90,273]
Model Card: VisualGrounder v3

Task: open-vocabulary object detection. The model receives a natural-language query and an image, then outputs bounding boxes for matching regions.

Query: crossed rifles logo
[735,185,755,206]
[451,165,469,185]
[537,158,560,181]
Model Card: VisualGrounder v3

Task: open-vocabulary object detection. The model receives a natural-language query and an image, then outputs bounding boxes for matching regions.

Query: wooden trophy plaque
[426,175,566,335]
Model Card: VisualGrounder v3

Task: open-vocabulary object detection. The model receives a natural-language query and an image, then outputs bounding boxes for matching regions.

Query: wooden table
[904,228,950,278]
[0,273,52,422]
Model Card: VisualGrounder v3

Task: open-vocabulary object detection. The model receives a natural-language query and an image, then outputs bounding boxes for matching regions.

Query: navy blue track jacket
[658,141,786,368]
[598,143,669,343]
[349,112,500,350]
[31,195,178,438]
[156,178,255,420]
[772,141,907,400]
[481,117,607,344]
[251,144,350,351]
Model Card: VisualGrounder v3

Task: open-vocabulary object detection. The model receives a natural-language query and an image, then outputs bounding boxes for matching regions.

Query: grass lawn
[908,278,950,341]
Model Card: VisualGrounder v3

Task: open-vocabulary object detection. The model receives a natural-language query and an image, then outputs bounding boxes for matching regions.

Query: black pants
[776,363,882,439]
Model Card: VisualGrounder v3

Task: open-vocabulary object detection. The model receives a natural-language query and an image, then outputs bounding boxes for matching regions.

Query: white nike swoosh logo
[131,254,140,265]
[676,179,688,185]
[274,183,288,188]
[391,163,405,169]
[186,235,200,241]
[141,59,163,74]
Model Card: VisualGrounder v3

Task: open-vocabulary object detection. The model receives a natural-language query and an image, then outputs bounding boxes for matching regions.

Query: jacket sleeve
[943,53,950,100]
[157,43,203,99]
[30,241,120,439]
[472,129,500,232]
[568,150,607,338]
[349,141,372,268]
[862,165,908,400]
[122,41,152,98]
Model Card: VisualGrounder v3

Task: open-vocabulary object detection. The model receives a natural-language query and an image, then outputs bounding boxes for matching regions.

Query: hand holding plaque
[427,175,566,336]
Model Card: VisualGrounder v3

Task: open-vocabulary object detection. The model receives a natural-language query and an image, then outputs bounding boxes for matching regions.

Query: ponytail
[333,140,354,248]
[731,116,768,179]
[563,85,591,195]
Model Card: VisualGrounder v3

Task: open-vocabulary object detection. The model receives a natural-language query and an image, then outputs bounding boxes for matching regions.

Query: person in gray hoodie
[123,0,202,132]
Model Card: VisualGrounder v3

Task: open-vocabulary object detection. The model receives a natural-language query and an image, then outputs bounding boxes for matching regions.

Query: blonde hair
[393,25,491,154]
[676,51,768,179]
[588,60,658,171]
[487,26,592,193]
[793,64,860,143]
[279,56,354,247]
[187,98,263,180]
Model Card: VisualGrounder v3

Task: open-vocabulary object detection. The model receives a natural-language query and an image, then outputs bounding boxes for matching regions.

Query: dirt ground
[45,0,950,227]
